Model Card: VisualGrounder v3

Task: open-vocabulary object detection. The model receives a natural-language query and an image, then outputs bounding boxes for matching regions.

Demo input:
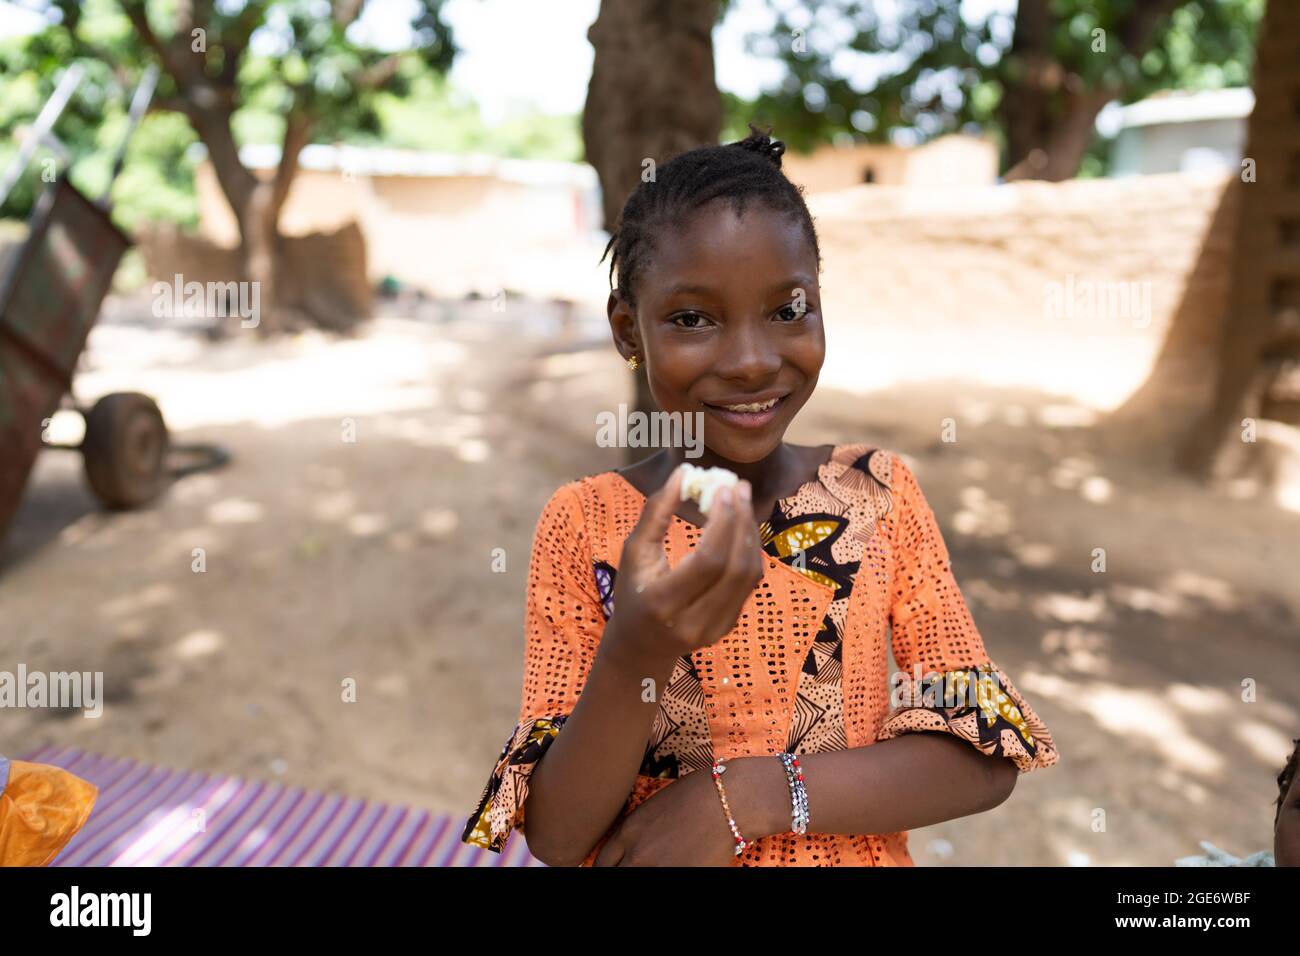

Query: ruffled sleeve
[461,484,606,853]
[877,455,1058,772]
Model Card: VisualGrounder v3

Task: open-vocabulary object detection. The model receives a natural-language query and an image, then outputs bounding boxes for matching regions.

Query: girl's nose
[715,323,781,384]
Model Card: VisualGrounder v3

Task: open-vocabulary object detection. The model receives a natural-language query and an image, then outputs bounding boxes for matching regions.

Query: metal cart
[0,65,225,547]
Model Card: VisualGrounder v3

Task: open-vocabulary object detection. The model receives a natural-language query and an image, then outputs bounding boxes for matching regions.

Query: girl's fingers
[622,467,725,619]
[644,484,739,613]
[687,483,763,633]
[670,485,737,581]
[625,465,684,562]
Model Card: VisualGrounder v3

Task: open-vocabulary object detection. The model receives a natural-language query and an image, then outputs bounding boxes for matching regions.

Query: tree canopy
[0,0,457,227]
[730,0,1262,178]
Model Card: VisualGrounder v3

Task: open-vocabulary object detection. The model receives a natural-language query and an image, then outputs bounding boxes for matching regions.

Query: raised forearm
[522,627,677,866]
[725,733,1019,841]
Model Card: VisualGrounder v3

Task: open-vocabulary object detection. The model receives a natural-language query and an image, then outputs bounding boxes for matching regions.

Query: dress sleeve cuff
[461,715,567,853]
[876,662,1058,772]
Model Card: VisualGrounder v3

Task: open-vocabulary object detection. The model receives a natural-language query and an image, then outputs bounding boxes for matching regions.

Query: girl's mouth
[702,395,787,429]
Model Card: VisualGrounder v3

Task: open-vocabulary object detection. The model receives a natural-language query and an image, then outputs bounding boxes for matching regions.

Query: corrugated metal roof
[1112,88,1254,129]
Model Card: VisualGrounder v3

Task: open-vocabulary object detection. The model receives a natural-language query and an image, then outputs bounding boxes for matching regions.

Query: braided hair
[602,125,821,308]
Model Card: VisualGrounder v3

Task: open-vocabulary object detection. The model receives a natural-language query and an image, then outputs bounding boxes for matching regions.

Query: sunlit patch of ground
[1,295,1296,866]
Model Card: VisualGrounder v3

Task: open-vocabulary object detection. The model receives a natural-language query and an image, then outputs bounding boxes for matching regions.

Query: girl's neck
[665,442,805,504]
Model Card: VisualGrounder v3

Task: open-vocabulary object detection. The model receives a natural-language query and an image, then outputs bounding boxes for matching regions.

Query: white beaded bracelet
[778,752,809,834]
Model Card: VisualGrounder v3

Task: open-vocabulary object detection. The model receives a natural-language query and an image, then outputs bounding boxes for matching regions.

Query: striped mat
[23,745,545,867]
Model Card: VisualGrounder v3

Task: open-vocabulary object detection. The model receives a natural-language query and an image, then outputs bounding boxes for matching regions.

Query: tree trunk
[239,180,281,335]
[582,0,724,462]
[1000,0,1054,177]
[194,107,316,335]
[1003,88,1115,182]
[1000,0,1181,181]
[1177,0,1300,478]
[1097,178,1240,466]
[122,0,368,336]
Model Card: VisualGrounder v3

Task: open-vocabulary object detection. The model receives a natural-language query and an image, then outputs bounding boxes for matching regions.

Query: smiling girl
[461,128,1059,867]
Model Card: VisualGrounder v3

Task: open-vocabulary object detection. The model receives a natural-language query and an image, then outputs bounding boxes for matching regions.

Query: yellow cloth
[0,760,98,867]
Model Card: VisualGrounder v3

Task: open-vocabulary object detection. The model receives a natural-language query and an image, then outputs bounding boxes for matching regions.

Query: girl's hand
[604,466,765,668]
[591,768,742,866]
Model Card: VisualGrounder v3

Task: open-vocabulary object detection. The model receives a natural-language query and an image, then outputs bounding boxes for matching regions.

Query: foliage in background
[369,66,581,161]
[0,0,1266,235]
[0,51,578,230]
[736,0,1261,178]
[0,31,203,229]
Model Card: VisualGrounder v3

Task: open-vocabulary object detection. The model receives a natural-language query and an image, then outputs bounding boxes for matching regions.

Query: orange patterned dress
[462,444,1059,865]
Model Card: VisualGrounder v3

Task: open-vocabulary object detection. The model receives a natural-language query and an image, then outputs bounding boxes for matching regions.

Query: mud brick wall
[136,221,372,328]
[807,171,1238,441]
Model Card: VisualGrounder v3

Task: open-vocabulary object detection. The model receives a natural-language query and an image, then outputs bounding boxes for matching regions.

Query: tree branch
[1118,0,1183,54]
[147,95,192,116]
[216,3,265,88]
[333,0,367,28]
[271,111,314,221]
[352,52,404,90]
[119,0,199,88]
[119,0,172,70]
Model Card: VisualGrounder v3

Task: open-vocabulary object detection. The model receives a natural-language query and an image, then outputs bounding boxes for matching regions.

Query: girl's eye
[672,311,709,329]
[776,304,805,322]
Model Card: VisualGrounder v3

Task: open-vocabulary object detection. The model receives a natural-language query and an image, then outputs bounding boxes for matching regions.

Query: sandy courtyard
[2,293,1297,866]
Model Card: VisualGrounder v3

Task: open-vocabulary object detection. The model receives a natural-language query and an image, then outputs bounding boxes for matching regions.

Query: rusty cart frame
[0,65,225,549]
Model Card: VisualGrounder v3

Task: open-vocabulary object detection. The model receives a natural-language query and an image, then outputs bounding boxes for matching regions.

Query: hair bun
[736,125,786,168]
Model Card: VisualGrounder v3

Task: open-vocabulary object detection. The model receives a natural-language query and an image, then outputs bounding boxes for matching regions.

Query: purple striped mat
[23,745,545,867]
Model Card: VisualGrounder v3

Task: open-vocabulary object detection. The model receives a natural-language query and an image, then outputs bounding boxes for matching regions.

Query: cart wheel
[82,392,169,509]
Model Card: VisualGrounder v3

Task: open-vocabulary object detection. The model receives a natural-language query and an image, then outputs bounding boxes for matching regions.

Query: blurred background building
[1105,87,1254,176]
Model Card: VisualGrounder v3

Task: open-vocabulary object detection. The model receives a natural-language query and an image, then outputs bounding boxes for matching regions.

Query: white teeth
[721,398,779,413]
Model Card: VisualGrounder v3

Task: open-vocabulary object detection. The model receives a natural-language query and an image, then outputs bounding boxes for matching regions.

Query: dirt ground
[2,292,1297,866]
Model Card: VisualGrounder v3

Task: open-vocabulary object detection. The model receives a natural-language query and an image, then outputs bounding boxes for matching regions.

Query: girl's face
[609,200,824,464]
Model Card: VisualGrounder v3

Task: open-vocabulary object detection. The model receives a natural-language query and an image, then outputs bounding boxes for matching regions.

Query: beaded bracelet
[710,762,749,856]
[778,752,809,834]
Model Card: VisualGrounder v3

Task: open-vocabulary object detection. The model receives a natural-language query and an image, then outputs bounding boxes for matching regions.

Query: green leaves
[732,0,1261,172]
[0,0,460,222]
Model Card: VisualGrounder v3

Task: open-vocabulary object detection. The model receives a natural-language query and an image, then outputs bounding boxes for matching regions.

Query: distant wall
[145,164,1239,441]
[783,134,999,192]
[191,164,604,303]
[808,171,1237,425]
[136,220,372,329]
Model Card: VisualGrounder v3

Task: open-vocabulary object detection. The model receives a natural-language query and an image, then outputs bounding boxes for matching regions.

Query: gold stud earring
[626,355,640,371]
